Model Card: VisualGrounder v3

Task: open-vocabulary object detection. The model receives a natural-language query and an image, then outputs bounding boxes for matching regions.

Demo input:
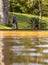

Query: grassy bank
[9,12,48,29]
[0,25,11,29]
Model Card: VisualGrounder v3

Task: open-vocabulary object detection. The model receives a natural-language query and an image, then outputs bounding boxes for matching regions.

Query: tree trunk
[38,0,42,19]
[0,0,8,25]
[38,0,42,29]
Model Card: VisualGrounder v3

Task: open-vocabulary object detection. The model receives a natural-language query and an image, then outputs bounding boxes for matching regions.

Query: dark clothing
[12,15,18,29]
[13,16,17,24]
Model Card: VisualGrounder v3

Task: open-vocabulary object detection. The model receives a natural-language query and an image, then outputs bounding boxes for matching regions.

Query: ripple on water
[15,40,24,44]
[11,46,25,52]
[12,63,42,65]
[43,49,48,53]
[22,53,42,56]
[11,46,36,51]
[41,59,48,63]
[35,44,48,48]
[39,38,48,42]
[12,46,25,48]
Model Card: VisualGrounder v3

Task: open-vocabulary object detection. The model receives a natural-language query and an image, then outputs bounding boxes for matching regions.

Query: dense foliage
[8,0,48,16]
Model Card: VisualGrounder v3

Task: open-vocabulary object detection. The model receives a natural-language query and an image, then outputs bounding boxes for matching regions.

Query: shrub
[7,20,12,27]
[30,17,47,30]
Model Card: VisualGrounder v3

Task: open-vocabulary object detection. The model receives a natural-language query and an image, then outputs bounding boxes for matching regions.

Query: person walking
[12,14,18,29]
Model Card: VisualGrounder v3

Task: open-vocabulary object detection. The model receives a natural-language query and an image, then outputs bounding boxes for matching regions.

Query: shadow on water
[2,36,48,65]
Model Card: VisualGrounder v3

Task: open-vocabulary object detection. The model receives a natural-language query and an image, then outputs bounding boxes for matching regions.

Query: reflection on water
[12,63,42,65]
[2,36,48,65]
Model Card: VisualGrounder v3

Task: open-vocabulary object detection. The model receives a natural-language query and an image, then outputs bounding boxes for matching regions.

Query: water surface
[2,36,48,65]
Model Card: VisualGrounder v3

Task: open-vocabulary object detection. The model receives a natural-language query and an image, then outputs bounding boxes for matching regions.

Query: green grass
[0,25,11,29]
[9,12,48,29]
[9,12,31,29]
[0,12,48,29]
